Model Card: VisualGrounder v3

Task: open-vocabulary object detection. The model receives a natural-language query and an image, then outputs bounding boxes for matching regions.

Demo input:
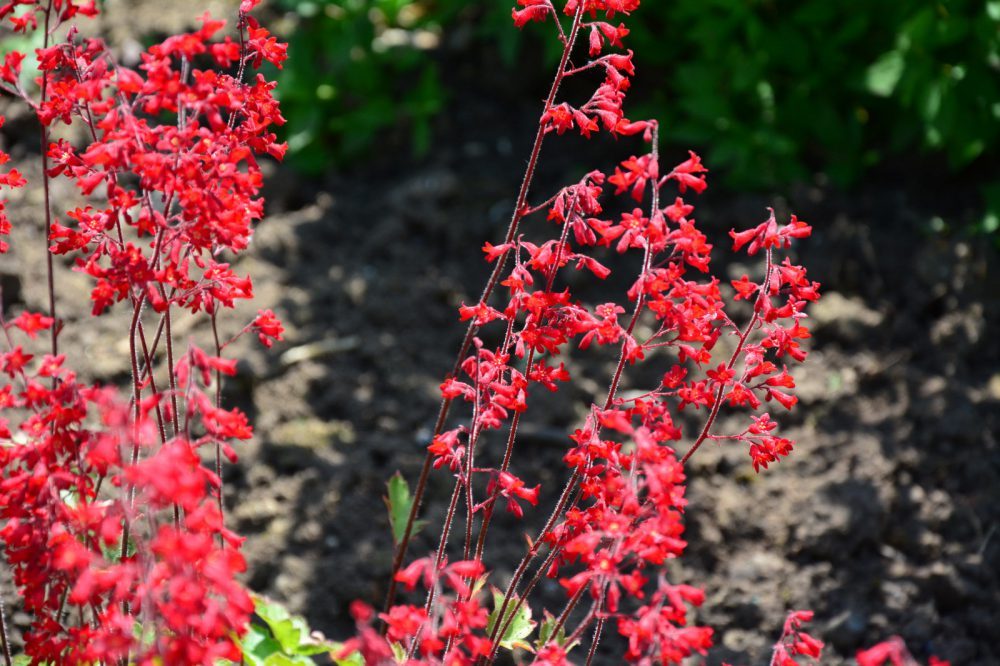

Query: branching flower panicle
[368,1,821,664]
[0,0,286,662]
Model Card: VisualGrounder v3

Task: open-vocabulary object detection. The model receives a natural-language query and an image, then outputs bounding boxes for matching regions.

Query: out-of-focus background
[1,1,998,663]
[270,0,1000,197]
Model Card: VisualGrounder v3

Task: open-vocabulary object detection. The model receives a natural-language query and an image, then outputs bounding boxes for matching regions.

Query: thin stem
[55,586,70,630]
[563,58,611,77]
[164,293,180,438]
[471,182,581,565]
[548,1,568,44]
[407,480,464,660]
[550,583,587,638]
[127,295,147,434]
[119,290,148,608]
[566,576,610,644]
[211,312,225,544]
[583,616,606,666]
[482,466,579,662]
[383,2,587,616]
[471,404,525,562]
[40,0,57,364]
[136,322,167,444]
[486,130,660,660]
[461,346,483,562]
[0,588,12,666]
[522,191,561,216]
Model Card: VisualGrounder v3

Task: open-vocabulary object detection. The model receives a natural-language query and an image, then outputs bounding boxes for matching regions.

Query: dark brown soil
[0,4,998,665]
[230,158,1000,666]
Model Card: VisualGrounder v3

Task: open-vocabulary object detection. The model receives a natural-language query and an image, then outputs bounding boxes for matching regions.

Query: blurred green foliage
[273,0,456,172]
[631,0,1000,190]
[275,0,999,196]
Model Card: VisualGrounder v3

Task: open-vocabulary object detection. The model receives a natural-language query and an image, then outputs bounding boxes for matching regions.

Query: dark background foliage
[270,0,1000,234]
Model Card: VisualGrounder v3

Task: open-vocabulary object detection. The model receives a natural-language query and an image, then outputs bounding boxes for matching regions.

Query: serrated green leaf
[486,588,536,651]
[253,596,303,653]
[238,623,284,665]
[536,611,559,648]
[534,611,580,653]
[250,593,339,657]
[384,472,425,545]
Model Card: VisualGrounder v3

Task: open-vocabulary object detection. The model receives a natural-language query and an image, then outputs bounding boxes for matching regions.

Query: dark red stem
[211,312,225,542]
[0,589,11,666]
[583,616,606,666]
[383,3,586,616]
[485,130,661,661]
[40,0,57,363]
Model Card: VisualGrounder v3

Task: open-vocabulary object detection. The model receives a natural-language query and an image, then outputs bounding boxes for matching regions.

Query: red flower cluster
[767,610,824,666]
[372,1,821,664]
[0,113,25,253]
[0,339,250,663]
[341,559,492,664]
[856,636,951,666]
[26,12,285,316]
[0,0,285,662]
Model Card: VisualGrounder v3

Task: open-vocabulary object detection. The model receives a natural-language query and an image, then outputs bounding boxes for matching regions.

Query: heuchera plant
[0,1,961,665]
[339,1,824,664]
[0,0,285,663]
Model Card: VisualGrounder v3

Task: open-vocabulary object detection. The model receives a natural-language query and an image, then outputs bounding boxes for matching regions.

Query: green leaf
[254,595,303,652]
[331,645,365,666]
[980,184,1000,235]
[536,611,561,648]
[486,588,536,651]
[535,611,580,652]
[384,472,425,545]
[982,211,999,234]
[259,650,309,664]
[239,623,285,665]
[390,641,407,663]
[252,594,338,656]
[866,50,905,97]
[470,572,489,597]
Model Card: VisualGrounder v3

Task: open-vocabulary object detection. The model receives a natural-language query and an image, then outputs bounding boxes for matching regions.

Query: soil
[1,4,998,665]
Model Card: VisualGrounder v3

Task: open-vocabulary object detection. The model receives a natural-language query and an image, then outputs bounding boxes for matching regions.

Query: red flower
[251,309,285,348]
[512,0,550,27]
[730,209,812,256]
[380,604,428,643]
[667,151,708,194]
[542,102,576,135]
[770,610,824,666]
[493,471,540,518]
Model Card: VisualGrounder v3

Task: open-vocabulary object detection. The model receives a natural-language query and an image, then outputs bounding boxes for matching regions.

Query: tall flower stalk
[349,1,822,664]
[0,1,286,662]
